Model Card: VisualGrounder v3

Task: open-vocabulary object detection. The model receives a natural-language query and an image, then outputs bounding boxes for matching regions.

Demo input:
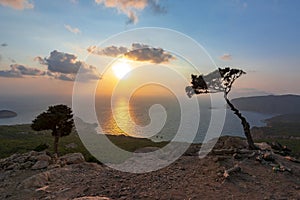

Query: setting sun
[112,61,132,79]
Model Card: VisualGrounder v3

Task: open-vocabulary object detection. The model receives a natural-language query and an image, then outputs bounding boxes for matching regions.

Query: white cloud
[220,53,232,61]
[0,0,34,10]
[95,0,165,24]
[64,24,81,34]
[70,0,79,4]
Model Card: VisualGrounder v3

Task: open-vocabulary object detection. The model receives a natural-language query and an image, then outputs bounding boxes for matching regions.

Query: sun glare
[112,61,132,79]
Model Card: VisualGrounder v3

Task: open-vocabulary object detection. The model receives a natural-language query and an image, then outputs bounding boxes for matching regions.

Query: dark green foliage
[31,104,74,154]
[34,143,49,152]
[186,67,245,97]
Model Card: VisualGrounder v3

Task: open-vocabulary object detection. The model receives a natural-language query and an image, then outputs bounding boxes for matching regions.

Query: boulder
[18,171,51,189]
[6,163,20,171]
[20,161,34,169]
[263,152,275,161]
[255,142,272,151]
[31,160,49,170]
[59,153,85,165]
[36,154,51,162]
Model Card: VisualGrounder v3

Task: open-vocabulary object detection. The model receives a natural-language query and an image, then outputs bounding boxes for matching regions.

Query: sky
[0,0,300,99]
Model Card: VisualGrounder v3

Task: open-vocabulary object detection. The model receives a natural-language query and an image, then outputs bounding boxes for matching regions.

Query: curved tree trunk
[224,94,257,150]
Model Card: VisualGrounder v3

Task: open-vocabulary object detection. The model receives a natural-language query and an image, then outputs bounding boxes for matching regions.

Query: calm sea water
[0,95,273,143]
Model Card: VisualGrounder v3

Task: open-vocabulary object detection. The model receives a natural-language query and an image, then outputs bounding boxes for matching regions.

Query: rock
[36,154,51,162]
[20,161,34,169]
[47,164,61,170]
[73,197,111,200]
[263,152,274,161]
[14,156,27,163]
[31,160,49,170]
[65,143,78,149]
[183,144,201,156]
[255,142,272,151]
[59,153,85,165]
[29,151,39,157]
[6,163,20,171]
[213,136,248,150]
[18,172,51,189]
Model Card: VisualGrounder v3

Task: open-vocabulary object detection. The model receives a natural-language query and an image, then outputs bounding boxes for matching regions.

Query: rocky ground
[0,137,299,200]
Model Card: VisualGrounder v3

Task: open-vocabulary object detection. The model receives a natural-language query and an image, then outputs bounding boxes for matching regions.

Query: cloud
[11,64,45,76]
[87,45,128,57]
[95,0,165,24]
[70,0,78,4]
[46,71,75,82]
[36,50,100,81]
[42,50,81,74]
[0,51,100,82]
[220,53,232,61]
[1,43,8,47]
[0,64,45,78]
[0,69,22,78]
[87,43,174,64]
[0,0,34,10]
[34,56,46,65]
[124,47,173,64]
[64,24,81,34]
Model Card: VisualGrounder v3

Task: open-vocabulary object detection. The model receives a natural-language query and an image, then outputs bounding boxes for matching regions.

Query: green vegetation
[0,124,167,163]
[255,138,300,158]
[252,113,300,158]
[256,123,300,137]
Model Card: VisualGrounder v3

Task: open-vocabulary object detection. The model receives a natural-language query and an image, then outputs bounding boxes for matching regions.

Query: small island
[0,110,17,119]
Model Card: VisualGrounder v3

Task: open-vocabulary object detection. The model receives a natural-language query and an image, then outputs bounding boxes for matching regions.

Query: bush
[34,143,49,152]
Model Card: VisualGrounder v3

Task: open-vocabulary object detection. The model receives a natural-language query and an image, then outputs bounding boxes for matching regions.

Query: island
[0,110,17,119]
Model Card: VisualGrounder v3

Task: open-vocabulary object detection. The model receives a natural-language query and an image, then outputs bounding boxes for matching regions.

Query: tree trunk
[224,94,257,150]
[54,135,59,155]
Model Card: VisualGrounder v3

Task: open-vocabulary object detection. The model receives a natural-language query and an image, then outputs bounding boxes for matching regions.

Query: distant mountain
[265,113,300,124]
[0,110,17,119]
[232,94,300,114]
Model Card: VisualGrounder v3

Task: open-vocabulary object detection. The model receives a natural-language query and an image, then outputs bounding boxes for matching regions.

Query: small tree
[186,67,257,150]
[31,104,74,155]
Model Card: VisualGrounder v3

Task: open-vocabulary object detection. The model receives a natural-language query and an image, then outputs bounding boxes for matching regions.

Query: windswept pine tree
[186,67,257,150]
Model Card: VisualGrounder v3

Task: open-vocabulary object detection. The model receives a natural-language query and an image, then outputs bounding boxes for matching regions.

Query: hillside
[0,124,167,160]
[1,137,299,200]
[232,94,300,114]
[265,113,300,124]
[250,113,300,157]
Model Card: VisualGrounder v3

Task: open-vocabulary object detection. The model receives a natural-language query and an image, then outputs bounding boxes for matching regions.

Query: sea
[0,94,274,143]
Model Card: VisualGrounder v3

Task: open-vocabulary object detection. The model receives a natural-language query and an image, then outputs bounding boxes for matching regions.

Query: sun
[112,61,132,79]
